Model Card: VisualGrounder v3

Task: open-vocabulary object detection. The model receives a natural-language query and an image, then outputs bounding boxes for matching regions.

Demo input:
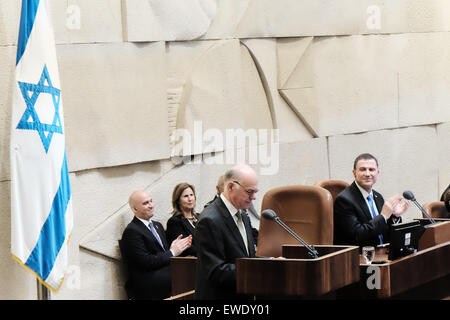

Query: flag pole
[36,279,51,300]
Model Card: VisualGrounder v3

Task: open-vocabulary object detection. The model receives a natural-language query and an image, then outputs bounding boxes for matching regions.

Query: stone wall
[0,0,449,299]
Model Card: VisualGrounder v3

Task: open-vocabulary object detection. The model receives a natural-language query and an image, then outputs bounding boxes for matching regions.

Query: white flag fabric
[10,0,73,293]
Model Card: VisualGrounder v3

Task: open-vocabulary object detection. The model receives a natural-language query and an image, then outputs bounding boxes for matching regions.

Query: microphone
[403,191,436,224]
[262,209,319,258]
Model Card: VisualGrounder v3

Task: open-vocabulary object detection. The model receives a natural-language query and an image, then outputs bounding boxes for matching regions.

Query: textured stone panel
[170,39,273,159]
[236,0,361,38]
[0,1,20,46]
[275,37,317,141]
[203,0,251,39]
[277,37,314,89]
[235,0,450,38]
[167,40,215,142]
[175,39,247,131]
[0,0,122,46]
[57,42,170,172]
[280,33,450,137]
[328,126,438,221]
[5,0,450,46]
[0,46,15,181]
[437,122,450,196]
[53,250,126,300]
[0,181,36,299]
[50,0,123,44]
[242,38,312,142]
[123,0,450,41]
[257,136,329,190]
[281,35,399,137]
[239,41,275,129]
[398,32,450,126]
[124,0,218,41]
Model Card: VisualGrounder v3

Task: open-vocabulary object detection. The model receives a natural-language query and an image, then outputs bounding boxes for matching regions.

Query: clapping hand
[381,195,409,219]
[170,234,192,256]
[393,197,409,217]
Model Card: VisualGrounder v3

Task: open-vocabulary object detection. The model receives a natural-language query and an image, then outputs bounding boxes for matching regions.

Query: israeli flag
[10,0,73,292]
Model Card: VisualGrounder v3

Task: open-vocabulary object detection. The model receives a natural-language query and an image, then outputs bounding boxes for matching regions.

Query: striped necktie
[367,194,383,244]
[236,210,249,255]
[148,221,164,248]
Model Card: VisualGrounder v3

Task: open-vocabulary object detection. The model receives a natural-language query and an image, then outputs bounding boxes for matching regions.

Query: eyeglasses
[233,180,258,197]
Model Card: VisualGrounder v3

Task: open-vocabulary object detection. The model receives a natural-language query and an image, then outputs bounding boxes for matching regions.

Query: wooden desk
[418,221,450,250]
[354,241,450,299]
[236,245,360,297]
[170,256,197,296]
[169,243,449,300]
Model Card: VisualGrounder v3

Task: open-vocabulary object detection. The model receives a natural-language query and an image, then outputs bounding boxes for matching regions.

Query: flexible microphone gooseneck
[403,190,436,224]
[262,209,319,258]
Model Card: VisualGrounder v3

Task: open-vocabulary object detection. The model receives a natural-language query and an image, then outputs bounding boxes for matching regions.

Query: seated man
[334,153,409,248]
[120,190,192,299]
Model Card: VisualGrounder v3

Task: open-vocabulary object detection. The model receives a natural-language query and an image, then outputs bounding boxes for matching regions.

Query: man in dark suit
[195,164,258,300]
[334,153,409,248]
[204,174,259,245]
[120,190,192,299]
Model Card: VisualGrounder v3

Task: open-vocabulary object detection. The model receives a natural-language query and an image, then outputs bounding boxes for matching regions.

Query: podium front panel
[357,241,450,299]
[237,245,359,297]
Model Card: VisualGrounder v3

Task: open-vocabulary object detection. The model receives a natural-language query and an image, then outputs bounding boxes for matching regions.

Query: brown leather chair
[315,180,349,203]
[422,201,449,219]
[256,185,333,257]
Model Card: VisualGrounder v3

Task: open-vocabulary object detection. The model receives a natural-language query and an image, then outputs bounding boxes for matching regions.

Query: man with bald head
[195,164,258,300]
[120,190,192,299]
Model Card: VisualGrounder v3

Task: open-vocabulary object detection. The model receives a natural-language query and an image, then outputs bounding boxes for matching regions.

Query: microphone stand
[273,216,319,259]
[411,200,436,225]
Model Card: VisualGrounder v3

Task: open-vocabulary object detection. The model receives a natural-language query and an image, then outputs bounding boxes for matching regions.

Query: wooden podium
[169,256,197,299]
[355,241,450,299]
[418,221,450,250]
[236,245,359,297]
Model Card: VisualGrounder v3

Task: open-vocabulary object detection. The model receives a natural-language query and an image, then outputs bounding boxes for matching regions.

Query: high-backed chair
[256,185,333,258]
[422,201,449,219]
[315,180,349,203]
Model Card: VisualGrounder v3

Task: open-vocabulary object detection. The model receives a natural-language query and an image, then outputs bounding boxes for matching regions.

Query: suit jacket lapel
[350,182,373,221]
[182,217,195,235]
[373,192,384,214]
[133,217,166,251]
[153,221,169,250]
[216,198,250,257]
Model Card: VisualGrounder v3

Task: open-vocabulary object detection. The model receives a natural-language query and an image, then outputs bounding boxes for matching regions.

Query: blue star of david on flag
[16,64,63,153]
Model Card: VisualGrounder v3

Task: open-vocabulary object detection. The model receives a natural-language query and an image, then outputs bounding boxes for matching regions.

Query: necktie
[236,210,249,255]
[367,194,383,244]
[148,221,164,248]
